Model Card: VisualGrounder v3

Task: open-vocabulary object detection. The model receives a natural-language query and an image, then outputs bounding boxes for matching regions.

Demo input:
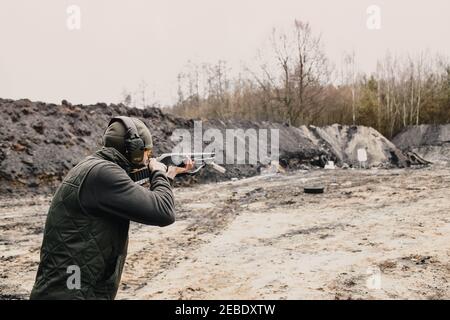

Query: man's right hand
[148,158,167,174]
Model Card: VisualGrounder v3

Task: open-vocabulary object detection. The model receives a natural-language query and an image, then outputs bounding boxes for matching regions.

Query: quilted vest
[30,148,131,300]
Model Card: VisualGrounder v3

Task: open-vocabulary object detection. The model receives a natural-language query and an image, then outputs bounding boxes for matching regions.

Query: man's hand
[148,158,167,174]
[167,158,195,180]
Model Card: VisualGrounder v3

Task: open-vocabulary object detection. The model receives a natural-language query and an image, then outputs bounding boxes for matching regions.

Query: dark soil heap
[0,98,191,193]
[0,98,410,194]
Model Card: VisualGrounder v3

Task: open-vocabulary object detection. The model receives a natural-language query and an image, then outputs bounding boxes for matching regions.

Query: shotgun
[129,152,226,185]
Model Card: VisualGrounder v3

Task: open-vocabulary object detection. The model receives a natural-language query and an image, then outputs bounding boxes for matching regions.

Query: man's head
[102,116,153,166]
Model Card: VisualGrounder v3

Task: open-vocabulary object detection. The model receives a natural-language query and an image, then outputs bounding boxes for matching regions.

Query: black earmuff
[108,116,145,165]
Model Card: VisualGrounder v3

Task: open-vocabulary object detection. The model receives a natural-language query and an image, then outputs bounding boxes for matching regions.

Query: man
[30,116,192,300]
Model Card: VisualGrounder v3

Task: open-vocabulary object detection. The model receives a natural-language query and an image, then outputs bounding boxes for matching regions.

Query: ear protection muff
[108,116,145,165]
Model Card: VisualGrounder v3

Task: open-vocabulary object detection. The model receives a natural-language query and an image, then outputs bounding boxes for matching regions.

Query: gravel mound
[311,124,407,167]
[393,124,450,164]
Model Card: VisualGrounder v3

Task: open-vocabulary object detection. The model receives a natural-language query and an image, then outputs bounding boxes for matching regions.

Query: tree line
[161,20,450,138]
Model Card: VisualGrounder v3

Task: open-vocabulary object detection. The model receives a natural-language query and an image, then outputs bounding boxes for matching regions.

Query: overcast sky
[0,0,449,106]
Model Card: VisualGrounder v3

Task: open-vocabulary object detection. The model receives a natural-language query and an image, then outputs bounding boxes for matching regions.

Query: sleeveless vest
[30,148,131,300]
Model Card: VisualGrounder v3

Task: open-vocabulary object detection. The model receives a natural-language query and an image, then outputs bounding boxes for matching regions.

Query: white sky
[0,0,449,106]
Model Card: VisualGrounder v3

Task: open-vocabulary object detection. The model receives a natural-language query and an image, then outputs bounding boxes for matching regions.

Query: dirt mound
[0,98,409,194]
[393,125,450,164]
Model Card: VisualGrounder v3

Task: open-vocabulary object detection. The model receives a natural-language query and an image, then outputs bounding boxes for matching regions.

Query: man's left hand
[167,158,194,179]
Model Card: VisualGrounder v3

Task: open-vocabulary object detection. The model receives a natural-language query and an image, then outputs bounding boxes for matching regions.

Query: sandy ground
[1,166,449,300]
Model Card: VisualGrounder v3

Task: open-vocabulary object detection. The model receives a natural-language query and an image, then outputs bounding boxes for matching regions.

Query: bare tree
[252,20,330,125]
[342,51,358,125]
[138,80,148,109]
[121,88,132,107]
